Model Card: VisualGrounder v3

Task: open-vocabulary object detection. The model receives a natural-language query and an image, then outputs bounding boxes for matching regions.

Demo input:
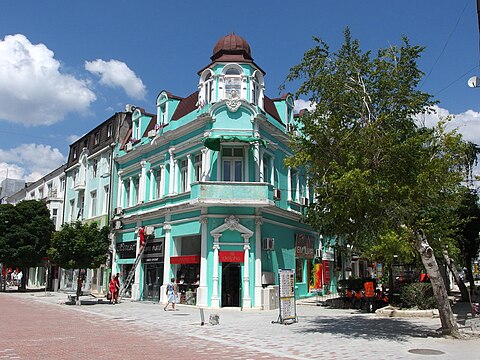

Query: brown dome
[211,33,253,62]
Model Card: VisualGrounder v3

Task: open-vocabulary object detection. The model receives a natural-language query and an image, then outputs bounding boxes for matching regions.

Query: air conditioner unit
[301,197,309,206]
[114,207,123,216]
[262,237,275,251]
[273,189,281,200]
[125,142,133,152]
[114,220,123,230]
[315,249,322,258]
[261,271,276,285]
[147,129,156,138]
[145,226,155,236]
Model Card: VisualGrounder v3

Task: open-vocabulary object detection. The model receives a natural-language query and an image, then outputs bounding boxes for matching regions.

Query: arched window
[204,73,214,103]
[224,67,242,99]
[251,70,264,108]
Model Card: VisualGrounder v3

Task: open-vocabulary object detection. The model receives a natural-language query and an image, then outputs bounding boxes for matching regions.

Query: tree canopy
[0,200,54,269]
[48,221,110,270]
[285,28,470,252]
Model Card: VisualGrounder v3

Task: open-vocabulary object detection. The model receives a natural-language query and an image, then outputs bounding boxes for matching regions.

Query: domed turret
[211,33,253,62]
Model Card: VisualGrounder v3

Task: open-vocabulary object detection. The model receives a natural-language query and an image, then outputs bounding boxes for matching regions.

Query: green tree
[285,28,471,336]
[455,188,480,292]
[0,200,54,289]
[48,221,110,301]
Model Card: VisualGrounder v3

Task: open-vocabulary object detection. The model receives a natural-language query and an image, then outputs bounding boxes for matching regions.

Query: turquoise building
[111,34,323,309]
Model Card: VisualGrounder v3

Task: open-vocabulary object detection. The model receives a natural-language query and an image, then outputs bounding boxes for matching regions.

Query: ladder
[118,244,145,300]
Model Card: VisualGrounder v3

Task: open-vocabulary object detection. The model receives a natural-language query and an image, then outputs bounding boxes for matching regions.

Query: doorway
[143,263,163,301]
[221,262,241,307]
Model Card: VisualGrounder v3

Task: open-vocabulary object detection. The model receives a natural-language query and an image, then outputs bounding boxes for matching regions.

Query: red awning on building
[170,255,201,264]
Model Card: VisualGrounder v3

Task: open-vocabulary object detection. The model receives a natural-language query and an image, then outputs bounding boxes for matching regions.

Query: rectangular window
[94,132,100,146]
[72,147,77,160]
[194,154,201,182]
[295,258,304,283]
[78,194,84,220]
[38,188,44,199]
[30,191,34,199]
[105,153,111,174]
[222,147,243,182]
[290,169,298,202]
[125,181,130,207]
[103,185,109,214]
[51,209,58,227]
[69,199,75,222]
[263,155,269,183]
[92,159,98,178]
[180,159,188,193]
[134,178,139,204]
[107,123,113,138]
[60,177,66,192]
[90,191,97,217]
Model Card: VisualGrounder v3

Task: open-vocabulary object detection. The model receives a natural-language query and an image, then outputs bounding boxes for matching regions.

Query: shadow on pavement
[297,315,437,341]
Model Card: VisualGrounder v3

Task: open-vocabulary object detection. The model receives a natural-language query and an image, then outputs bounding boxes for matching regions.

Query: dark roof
[211,33,252,63]
[171,91,199,120]
[263,95,282,124]
[143,115,159,136]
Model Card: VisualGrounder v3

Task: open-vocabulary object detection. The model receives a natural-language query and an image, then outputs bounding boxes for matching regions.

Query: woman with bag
[109,274,118,304]
[164,277,178,311]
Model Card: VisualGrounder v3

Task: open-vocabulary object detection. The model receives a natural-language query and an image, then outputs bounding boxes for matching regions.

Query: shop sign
[322,260,331,284]
[143,238,164,257]
[295,234,314,259]
[170,255,201,264]
[116,241,136,259]
[144,257,161,263]
[219,251,244,263]
[322,249,334,261]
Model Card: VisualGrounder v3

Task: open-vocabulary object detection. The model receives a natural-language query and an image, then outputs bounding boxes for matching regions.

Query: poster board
[276,269,297,324]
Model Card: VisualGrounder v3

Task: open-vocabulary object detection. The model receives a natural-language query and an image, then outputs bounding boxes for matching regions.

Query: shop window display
[175,263,200,305]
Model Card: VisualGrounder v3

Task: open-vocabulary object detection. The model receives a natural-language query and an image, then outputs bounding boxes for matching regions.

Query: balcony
[73,178,86,191]
[190,181,275,207]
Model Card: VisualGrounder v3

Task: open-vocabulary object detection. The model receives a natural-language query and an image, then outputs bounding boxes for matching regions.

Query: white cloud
[417,105,480,145]
[294,99,315,113]
[0,144,66,182]
[0,34,96,126]
[85,59,146,100]
[67,134,81,143]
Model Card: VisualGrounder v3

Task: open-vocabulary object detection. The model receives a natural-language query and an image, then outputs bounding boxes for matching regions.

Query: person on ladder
[139,226,146,248]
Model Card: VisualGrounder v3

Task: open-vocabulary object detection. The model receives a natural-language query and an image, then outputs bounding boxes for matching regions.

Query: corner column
[160,222,172,304]
[211,237,221,308]
[196,216,209,307]
[242,236,251,308]
[254,217,263,309]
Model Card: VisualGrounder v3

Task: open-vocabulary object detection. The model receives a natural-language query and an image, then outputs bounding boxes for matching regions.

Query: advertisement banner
[295,234,314,259]
[322,260,331,284]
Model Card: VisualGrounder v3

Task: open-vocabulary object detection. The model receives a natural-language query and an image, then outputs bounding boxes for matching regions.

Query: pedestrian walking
[164,277,178,311]
[109,274,120,304]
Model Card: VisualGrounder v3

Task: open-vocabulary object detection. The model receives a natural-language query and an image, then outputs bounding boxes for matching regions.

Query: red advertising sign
[219,251,244,263]
[170,255,200,264]
[322,260,331,284]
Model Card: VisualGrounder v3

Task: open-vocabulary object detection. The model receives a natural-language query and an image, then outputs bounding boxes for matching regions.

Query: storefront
[142,238,164,301]
[170,255,200,305]
[116,240,136,298]
[295,233,315,295]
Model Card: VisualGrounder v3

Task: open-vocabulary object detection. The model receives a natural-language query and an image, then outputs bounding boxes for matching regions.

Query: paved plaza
[1,291,479,359]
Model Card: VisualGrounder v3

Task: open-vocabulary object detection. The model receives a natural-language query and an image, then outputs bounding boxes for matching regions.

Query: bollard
[199,308,205,326]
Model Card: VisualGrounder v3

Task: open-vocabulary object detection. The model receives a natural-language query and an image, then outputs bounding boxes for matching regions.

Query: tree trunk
[76,269,83,304]
[443,250,469,302]
[388,263,394,301]
[464,255,475,294]
[416,230,459,337]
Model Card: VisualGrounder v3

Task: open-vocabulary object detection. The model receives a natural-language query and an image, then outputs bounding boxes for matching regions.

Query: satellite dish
[468,76,480,88]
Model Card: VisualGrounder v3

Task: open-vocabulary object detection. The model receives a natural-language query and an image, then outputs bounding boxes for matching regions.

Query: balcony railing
[73,178,86,191]
[189,181,275,207]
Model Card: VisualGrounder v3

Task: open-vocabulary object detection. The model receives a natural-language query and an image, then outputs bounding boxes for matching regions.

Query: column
[205,148,211,181]
[242,236,251,308]
[270,157,275,185]
[139,160,147,203]
[129,177,134,207]
[160,222,172,304]
[254,217,263,309]
[117,174,123,208]
[201,148,208,181]
[131,222,142,301]
[259,148,264,182]
[295,173,300,202]
[159,165,165,198]
[287,167,292,202]
[149,169,154,201]
[173,159,179,194]
[211,237,221,308]
[196,216,209,307]
[254,143,260,182]
[186,154,192,191]
[244,145,249,181]
[168,148,175,195]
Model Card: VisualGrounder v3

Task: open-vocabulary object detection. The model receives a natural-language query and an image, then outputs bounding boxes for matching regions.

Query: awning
[170,255,201,264]
[202,135,267,151]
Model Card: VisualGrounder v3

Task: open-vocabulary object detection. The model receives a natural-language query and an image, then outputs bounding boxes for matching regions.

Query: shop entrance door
[143,263,163,302]
[221,262,241,307]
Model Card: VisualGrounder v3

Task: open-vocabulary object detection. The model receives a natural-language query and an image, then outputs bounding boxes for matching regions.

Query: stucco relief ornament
[226,89,241,112]
[224,215,239,230]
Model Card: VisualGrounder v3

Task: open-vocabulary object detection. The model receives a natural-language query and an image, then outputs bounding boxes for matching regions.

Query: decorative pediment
[210,215,253,237]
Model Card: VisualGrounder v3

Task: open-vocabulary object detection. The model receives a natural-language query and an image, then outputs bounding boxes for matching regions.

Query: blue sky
[1,0,479,182]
